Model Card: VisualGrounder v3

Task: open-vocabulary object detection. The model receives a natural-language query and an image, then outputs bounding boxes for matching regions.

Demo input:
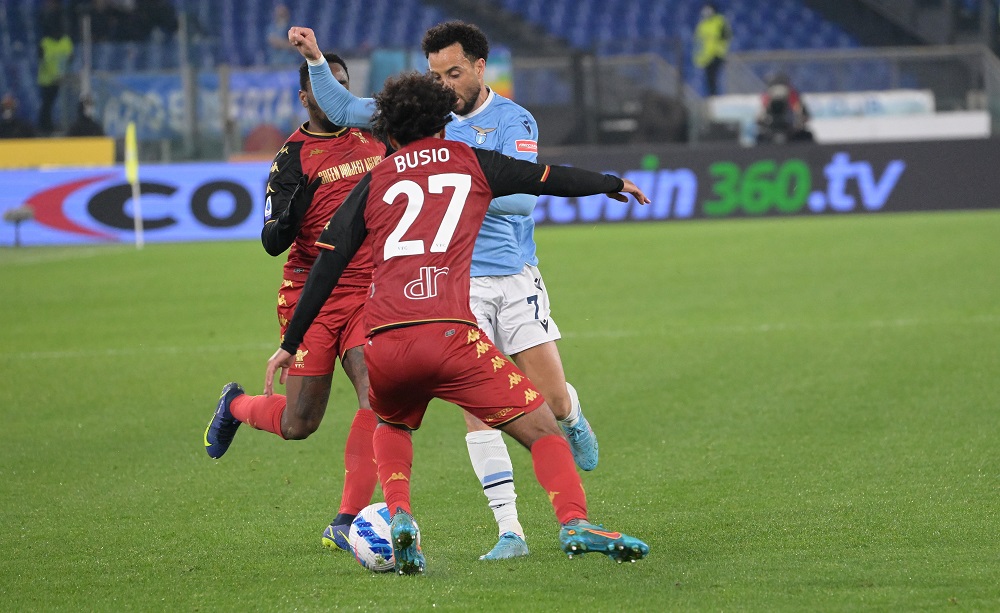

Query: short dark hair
[372,72,456,146]
[299,52,348,91]
[421,21,489,63]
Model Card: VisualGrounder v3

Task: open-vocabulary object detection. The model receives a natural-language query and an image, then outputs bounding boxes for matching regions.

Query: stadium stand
[2,0,994,138]
[497,0,858,86]
[1,0,861,112]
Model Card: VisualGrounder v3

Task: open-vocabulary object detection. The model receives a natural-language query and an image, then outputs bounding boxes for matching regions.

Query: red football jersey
[315,138,491,333]
[363,138,493,333]
[265,125,385,286]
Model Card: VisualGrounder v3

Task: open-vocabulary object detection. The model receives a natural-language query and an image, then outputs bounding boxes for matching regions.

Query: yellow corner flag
[125,121,144,249]
[125,122,139,184]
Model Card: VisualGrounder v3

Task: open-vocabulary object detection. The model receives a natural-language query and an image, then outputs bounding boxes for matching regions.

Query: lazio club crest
[471,126,496,145]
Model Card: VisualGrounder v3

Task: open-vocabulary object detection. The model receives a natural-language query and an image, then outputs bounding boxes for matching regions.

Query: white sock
[465,430,524,538]
[560,381,582,427]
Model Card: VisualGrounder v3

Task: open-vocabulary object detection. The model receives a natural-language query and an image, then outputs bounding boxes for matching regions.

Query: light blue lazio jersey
[308,59,539,276]
[445,89,539,276]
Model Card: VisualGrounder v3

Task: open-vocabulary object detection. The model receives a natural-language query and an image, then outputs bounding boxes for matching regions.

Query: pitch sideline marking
[0,246,133,266]
[8,315,999,361]
[13,342,275,361]
[560,315,1000,340]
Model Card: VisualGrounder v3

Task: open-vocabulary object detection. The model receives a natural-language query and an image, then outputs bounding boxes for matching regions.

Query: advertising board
[2,139,997,247]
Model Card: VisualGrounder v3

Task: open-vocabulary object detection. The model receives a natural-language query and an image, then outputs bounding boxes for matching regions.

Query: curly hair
[372,72,456,146]
[298,53,349,91]
[421,21,489,63]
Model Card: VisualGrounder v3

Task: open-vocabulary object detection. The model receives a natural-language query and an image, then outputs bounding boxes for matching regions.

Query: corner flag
[125,121,143,249]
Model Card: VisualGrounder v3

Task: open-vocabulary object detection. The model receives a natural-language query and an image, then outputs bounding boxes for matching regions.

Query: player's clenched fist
[287,26,321,61]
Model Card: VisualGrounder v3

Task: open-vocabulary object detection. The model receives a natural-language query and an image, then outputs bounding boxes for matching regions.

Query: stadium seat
[500,0,860,92]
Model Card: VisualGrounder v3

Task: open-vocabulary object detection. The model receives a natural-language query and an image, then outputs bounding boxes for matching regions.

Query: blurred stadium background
[1,0,999,240]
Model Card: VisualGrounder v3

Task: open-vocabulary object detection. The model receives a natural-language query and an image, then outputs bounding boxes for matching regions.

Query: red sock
[338,408,379,515]
[531,434,587,524]
[372,424,413,516]
[230,394,287,439]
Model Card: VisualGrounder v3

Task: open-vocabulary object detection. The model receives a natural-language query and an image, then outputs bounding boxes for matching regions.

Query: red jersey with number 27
[319,138,490,333]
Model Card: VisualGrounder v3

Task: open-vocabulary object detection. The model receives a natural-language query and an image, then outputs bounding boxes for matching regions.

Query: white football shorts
[469,264,561,356]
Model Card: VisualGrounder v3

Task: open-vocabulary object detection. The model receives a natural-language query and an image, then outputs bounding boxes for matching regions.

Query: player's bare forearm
[288,26,321,61]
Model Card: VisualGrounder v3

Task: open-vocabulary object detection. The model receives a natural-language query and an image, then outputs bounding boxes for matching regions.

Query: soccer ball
[349,503,420,572]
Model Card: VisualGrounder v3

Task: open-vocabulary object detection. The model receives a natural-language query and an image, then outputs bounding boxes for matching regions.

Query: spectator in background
[266,4,299,66]
[694,2,731,97]
[0,94,37,139]
[68,96,104,136]
[37,20,74,134]
[756,72,813,145]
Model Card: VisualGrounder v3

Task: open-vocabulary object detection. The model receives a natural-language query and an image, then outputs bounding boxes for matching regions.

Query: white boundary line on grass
[560,315,1000,340]
[10,315,999,360]
[15,342,275,360]
[1,246,132,266]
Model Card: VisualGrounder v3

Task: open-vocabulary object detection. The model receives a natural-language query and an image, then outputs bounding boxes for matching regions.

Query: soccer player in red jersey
[263,72,651,574]
[204,54,386,550]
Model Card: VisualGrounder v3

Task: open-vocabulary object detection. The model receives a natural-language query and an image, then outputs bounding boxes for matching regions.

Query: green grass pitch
[2,210,999,611]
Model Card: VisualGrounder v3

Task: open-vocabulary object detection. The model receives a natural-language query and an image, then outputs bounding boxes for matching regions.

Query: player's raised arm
[288,26,376,129]
[473,148,651,205]
[288,26,321,60]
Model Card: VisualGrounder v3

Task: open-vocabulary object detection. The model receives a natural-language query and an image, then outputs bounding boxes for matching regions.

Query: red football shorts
[364,322,546,430]
[277,279,368,377]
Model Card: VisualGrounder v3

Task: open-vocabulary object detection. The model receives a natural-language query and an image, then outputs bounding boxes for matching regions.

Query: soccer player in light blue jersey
[288,22,599,561]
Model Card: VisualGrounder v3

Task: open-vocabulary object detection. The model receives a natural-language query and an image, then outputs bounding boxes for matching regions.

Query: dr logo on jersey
[404,266,450,300]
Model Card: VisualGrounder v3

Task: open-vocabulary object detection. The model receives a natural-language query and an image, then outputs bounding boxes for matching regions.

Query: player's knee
[281,403,324,439]
[282,416,321,440]
[502,405,562,447]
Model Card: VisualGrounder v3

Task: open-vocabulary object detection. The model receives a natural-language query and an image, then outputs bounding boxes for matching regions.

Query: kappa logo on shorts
[524,389,539,403]
[508,372,524,389]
